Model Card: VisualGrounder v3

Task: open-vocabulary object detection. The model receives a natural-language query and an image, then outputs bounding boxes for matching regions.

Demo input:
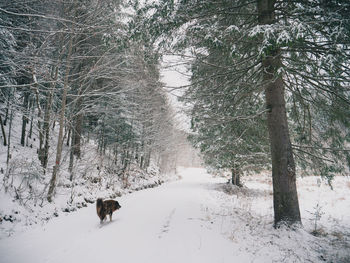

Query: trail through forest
[1,168,349,263]
[0,168,238,263]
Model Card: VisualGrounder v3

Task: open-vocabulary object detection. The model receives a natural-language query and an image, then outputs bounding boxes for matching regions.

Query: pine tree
[136,0,350,226]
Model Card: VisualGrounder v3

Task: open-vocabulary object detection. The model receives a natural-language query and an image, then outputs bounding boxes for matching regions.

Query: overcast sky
[160,55,191,131]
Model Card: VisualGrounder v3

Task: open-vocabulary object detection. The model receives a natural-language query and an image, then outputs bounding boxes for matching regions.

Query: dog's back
[103,200,121,213]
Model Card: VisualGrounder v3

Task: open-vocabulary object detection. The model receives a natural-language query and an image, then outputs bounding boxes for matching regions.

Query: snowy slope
[0,111,173,239]
[0,167,349,263]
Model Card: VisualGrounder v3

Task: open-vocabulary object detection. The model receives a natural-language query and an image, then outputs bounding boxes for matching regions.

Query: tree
[135,0,350,227]
[47,1,76,201]
[184,31,270,186]
[1,0,180,204]
[256,0,301,225]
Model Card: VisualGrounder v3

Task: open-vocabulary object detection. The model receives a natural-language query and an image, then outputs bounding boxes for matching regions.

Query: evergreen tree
[136,0,350,226]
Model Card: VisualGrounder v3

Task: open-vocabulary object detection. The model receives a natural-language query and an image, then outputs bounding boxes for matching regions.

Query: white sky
[160,54,191,131]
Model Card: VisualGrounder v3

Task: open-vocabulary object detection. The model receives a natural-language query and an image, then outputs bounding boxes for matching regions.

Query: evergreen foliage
[134,0,350,225]
[135,0,350,179]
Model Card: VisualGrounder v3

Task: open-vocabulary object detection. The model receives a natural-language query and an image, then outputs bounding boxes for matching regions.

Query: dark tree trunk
[98,120,105,154]
[258,0,301,227]
[4,95,10,126]
[231,165,241,187]
[135,143,139,161]
[42,90,53,169]
[140,155,144,169]
[0,115,7,146]
[7,109,13,165]
[20,91,30,146]
[66,126,71,146]
[28,96,34,139]
[69,128,75,175]
[72,110,83,158]
[69,135,74,180]
[114,144,118,165]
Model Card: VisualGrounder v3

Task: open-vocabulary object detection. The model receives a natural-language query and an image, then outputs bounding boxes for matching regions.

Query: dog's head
[114,201,121,211]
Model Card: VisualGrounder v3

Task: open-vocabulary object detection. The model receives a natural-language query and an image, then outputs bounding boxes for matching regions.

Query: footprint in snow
[158,209,176,238]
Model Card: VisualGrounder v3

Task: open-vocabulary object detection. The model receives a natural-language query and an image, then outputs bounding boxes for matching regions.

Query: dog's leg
[109,213,112,221]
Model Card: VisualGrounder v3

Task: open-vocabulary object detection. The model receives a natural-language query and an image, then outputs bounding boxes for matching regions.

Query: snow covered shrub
[3,157,45,206]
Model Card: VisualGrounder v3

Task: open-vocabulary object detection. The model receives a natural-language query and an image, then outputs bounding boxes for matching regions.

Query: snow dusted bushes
[2,157,46,206]
[210,172,350,262]
[0,145,173,238]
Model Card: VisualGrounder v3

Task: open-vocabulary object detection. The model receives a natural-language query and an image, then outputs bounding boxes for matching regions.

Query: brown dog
[96,198,121,223]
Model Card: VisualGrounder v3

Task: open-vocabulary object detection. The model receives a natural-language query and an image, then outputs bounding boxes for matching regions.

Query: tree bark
[0,115,7,146]
[34,85,44,164]
[20,91,30,146]
[28,96,34,140]
[72,98,83,158]
[42,88,53,169]
[231,164,241,187]
[257,0,301,227]
[66,126,71,146]
[6,109,13,165]
[69,127,75,175]
[47,32,74,202]
[4,95,10,126]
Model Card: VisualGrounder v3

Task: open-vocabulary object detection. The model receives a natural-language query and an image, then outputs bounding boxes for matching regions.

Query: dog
[96,198,121,223]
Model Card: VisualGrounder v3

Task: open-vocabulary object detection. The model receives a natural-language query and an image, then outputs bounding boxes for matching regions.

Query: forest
[0,0,189,204]
[0,0,350,262]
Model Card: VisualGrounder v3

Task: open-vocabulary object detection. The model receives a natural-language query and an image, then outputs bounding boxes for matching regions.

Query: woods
[0,0,184,207]
[1,0,350,240]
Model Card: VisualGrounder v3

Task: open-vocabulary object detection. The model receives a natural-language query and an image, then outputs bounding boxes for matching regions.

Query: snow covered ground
[1,167,349,263]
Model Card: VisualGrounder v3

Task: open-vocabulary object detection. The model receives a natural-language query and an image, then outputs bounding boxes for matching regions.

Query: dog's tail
[96,198,103,209]
[96,198,105,220]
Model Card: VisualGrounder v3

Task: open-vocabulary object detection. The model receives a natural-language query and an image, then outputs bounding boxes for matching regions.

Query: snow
[1,167,349,263]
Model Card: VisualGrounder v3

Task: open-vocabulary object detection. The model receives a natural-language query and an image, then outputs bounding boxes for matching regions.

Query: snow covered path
[0,168,239,263]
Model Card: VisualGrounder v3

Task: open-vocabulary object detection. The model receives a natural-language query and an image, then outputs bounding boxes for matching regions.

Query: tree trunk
[114,144,118,165]
[42,89,53,169]
[0,115,7,146]
[20,91,30,146]
[72,106,83,158]
[66,126,71,146]
[69,146,74,181]
[4,108,13,190]
[231,165,241,187]
[140,155,144,169]
[34,85,44,164]
[258,0,301,227]
[69,128,75,175]
[47,32,74,202]
[4,95,10,126]
[28,96,34,139]
[99,121,105,154]
[145,150,151,168]
[6,109,13,165]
